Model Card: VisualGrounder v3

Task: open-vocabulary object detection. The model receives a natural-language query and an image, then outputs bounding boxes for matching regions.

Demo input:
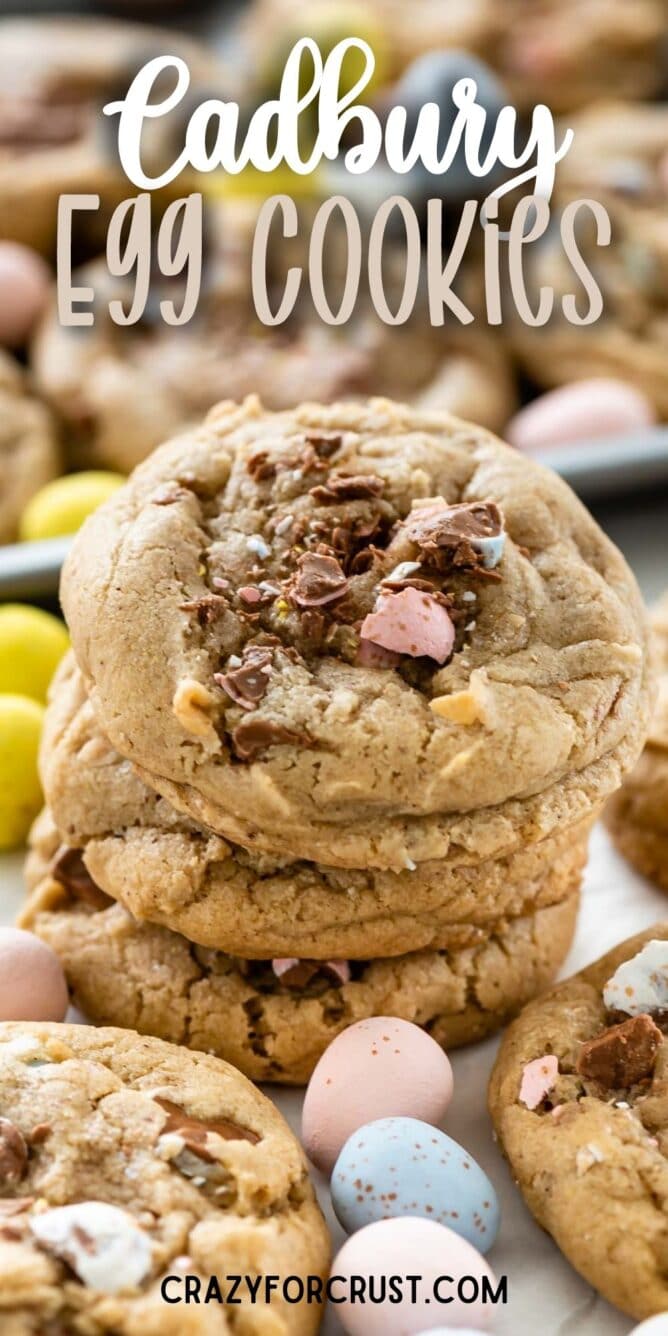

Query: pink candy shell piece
[360,588,455,665]
[519,1055,559,1109]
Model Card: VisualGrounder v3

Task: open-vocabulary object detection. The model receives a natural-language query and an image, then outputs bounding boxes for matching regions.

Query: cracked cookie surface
[489,924,668,1320]
[37,655,589,958]
[62,396,650,869]
[22,853,579,1085]
[0,1021,329,1334]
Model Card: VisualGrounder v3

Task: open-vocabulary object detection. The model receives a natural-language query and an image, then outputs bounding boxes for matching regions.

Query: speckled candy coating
[506,379,655,454]
[333,1217,497,1334]
[331,1116,499,1252]
[302,1018,453,1172]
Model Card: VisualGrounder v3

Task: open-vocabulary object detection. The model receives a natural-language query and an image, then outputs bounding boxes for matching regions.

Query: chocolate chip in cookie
[155,1098,260,1151]
[576,1014,662,1089]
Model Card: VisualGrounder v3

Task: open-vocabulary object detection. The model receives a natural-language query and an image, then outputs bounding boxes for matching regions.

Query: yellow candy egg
[0,694,45,850]
[0,605,69,703]
[19,471,125,542]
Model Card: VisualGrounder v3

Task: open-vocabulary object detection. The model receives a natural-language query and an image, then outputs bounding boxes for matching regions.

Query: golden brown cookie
[61,396,650,870]
[0,350,59,544]
[21,856,579,1085]
[489,924,668,1321]
[0,18,221,257]
[511,103,668,418]
[38,655,590,959]
[246,0,668,112]
[0,1020,329,1333]
[606,594,668,888]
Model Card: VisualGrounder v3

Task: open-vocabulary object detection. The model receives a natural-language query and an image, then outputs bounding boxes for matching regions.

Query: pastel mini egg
[333,1217,497,1335]
[331,1116,499,1253]
[301,1017,453,1173]
[19,471,125,542]
[0,605,69,703]
[506,378,656,453]
[0,694,44,849]
[0,928,68,1022]
[0,242,51,348]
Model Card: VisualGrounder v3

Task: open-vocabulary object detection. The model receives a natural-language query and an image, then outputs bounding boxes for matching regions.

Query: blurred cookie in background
[243,0,668,113]
[508,105,668,421]
[31,199,517,473]
[0,17,224,258]
[0,351,60,545]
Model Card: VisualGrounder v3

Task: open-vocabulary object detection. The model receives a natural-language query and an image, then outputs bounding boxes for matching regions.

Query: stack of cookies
[23,397,651,1083]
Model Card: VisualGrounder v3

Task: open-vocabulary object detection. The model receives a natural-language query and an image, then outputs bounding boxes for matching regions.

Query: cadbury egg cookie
[489,925,668,1321]
[21,853,579,1084]
[36,655,589,959]
[62,396,650,870]
[606,594,668,889]
[0,351,59,544]
[0,1021,329,1333]
[32,205,515,473]
[511,103,668,419]
[0,17,220,257]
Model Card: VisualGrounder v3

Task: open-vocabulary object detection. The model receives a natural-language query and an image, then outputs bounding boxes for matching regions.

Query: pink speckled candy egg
[333,1218,498,1334]
[0,243,51,348]
[301,1017,453,1173]
[0,928,68,1021]
[506,378,655,453]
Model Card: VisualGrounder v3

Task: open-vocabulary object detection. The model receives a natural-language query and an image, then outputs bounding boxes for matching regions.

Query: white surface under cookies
[0,824,664,1336]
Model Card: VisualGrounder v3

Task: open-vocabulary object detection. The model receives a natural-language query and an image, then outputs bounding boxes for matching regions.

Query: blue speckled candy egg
[331,1116,499,1253]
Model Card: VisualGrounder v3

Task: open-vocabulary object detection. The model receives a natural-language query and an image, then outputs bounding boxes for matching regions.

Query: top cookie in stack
[62,396,650,870]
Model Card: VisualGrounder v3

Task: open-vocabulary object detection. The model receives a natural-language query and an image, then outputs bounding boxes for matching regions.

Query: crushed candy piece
[405,499,505,574]
[155,1098,260,1150]
[575,1143,604,1176]
[246,535,271,559]
[577,1014,661,1089]
[355,639,401,669]
[30,1201,153,1293]
[519,1055,559,1109]
[272,958,351,988]
[603,940,668,1017]
[360,588,455,664]
[310,473,384,504]
[231,716,310,762]
[215,645,273,711]
[0,1118,27,1187]
[289,552,349,608]
[51,847,113,910]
